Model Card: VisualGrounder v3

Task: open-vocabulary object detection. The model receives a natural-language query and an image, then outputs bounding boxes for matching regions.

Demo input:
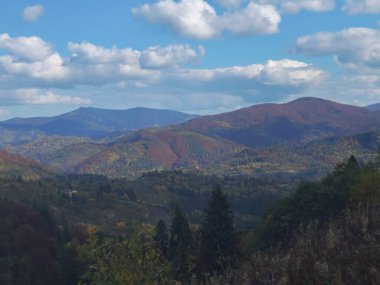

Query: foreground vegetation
[0,156,379,284]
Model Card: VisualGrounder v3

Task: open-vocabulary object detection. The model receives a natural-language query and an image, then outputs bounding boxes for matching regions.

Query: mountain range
[2,97,380,179]
[0,107,197,138]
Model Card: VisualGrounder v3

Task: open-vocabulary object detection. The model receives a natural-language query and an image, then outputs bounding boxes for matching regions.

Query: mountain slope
[0,149,52,180]
[0,107,198,138]
[63,128,242,177]
[213,130,380,179]
[184,97,380,148]
[367,103,380,111]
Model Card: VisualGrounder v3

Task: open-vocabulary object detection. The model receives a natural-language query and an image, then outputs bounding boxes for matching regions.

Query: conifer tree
[200,186,236,274]
[154,219,169,258]
[168,205,193,281]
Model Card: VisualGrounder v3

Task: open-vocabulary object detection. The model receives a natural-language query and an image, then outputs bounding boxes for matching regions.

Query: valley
[0,97,379,284]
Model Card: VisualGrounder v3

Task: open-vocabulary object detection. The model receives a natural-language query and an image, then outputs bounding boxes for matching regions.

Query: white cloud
[0,89,91,105]
[294,28,380,70]
[258,0,335,13]
[139,44,205,69]
[0,35,207,89]
[68,42,139,64]
[292,28,380,106]
[22,5,44,22]
[0,34,328,110]
[173,59,325,88]
[132,0,218,39]
[22,91,91,105]
[0,52,69,86]
[219,3,281,36]
[343,0,380,15]
[0,33,53,61]
[68,42,204,69]
[258,59,326,86]
[132,0,281,39]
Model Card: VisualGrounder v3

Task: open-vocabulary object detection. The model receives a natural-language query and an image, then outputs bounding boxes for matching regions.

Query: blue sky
[0,0,379,119]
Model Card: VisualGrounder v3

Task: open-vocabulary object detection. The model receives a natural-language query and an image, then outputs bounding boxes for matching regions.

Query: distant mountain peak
[0,107,198,138]
[184,97,380,148]
[287,97,332,104]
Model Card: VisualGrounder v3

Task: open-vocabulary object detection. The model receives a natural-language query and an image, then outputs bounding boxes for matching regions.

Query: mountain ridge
[4,97,380,179]
[0,107,198,138]
[183,97,380,148]
[367,103,380,111]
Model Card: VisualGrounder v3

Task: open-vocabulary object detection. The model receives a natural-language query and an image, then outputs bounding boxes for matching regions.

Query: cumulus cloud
[0,34,206,89]
[67,42,204,69]
[0,33,328,109]
[219,3,281,36]
[22,5,44,22]
[67,42,139,65]
[292,28,380,106]
[140,44,205,69]
[258,0,335,13]
[0,33,53,61]
[171,59,325,90]
[343,0,380,15]
[132,0,281,39]
[294,28,380,70]
[132,0,218,39]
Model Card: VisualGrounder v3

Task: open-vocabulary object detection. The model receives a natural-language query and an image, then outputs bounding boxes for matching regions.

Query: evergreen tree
[200,186,236,274]
[154,219,169,258]
[169,205,193,281]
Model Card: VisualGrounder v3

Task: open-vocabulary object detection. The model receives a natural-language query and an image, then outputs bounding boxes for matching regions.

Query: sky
[0,0,379,119]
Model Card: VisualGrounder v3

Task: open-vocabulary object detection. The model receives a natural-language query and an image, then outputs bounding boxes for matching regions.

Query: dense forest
[0,156,379,284]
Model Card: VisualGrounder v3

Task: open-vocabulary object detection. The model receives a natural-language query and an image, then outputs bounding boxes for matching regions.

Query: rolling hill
[0,149,52,180]
[214,130,380,180]
[48,128,242,177]
[0,107,198,138]
[184,97,380,148]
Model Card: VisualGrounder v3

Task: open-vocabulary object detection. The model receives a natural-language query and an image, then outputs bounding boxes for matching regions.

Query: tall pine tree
[200,186,236,274]
[169,205,193,281]
[154,219,169,258]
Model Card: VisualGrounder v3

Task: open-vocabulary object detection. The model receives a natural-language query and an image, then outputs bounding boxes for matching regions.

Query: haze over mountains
[0,107,198,138]
[1,97,380,179]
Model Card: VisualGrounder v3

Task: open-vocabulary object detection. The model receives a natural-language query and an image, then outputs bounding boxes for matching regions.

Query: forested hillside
[0,155,379,284]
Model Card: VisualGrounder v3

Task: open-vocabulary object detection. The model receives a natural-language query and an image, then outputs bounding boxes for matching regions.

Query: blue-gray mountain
[367,103,380,111]
[0,107,198,138]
